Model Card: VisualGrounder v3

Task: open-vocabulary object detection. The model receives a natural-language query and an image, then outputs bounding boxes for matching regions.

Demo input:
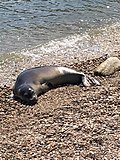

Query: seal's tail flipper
[82,75,100,87]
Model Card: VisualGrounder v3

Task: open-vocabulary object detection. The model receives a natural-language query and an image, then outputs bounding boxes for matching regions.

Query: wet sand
[0,51,120,159]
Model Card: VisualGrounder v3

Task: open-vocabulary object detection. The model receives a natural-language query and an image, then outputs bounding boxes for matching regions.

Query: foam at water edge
[16,22,120,63]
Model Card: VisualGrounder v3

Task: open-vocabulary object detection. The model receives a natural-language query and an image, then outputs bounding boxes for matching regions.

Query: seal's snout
[23,88,38,103]
[15,84,38,104]
[29,94,38,103]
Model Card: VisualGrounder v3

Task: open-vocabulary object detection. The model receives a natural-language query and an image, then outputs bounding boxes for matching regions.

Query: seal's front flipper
[40,82,53,93]
[82,75,100,87]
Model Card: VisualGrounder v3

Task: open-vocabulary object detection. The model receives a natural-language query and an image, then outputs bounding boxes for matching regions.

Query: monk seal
[13,66,100,104]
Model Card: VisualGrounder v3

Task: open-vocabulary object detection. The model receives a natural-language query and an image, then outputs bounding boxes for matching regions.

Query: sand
[0,52,120,159]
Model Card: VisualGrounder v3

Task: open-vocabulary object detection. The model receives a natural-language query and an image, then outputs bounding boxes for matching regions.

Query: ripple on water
[0,0,120,53]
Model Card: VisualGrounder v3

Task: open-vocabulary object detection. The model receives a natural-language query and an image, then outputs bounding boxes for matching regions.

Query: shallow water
[0,0,120,54]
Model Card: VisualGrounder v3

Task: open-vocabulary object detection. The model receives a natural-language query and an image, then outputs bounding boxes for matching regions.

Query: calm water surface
[0,0,120,54]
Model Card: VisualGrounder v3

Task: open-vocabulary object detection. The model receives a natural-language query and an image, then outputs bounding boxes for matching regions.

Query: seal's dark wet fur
[13,66,100,104]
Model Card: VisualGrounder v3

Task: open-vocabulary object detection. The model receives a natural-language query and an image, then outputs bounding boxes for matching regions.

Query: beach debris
[94,57,120,76]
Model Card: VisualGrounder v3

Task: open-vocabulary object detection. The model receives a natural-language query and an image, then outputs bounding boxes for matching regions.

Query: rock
[94,57,120,76]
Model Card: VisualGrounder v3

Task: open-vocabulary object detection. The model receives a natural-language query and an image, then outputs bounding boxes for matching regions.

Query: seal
[13,66,100,104]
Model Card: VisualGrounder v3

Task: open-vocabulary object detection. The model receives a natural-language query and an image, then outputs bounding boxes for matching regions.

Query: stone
[94,57,120,76]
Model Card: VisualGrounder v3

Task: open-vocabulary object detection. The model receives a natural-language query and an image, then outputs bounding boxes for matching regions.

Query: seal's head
[16,84,37,103]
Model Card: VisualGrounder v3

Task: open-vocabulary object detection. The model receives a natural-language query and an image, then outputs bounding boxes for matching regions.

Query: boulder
[94,57,120,76]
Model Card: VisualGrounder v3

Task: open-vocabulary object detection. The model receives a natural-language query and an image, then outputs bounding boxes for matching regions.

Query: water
[0,0,120,54]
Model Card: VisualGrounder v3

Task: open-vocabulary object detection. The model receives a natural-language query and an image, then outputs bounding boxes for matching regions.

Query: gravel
[0,52,120,159]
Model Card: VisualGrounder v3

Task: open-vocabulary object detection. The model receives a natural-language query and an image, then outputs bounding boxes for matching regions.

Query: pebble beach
[0,51,120,159]
[0,0,120,159]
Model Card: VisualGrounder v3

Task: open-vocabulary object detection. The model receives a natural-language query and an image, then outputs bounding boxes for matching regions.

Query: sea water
[0,0,120,64]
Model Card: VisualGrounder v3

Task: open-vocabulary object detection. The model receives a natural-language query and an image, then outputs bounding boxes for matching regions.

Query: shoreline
[0,50,119,87]
[0,52,119,159]
[0,22,120,87]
